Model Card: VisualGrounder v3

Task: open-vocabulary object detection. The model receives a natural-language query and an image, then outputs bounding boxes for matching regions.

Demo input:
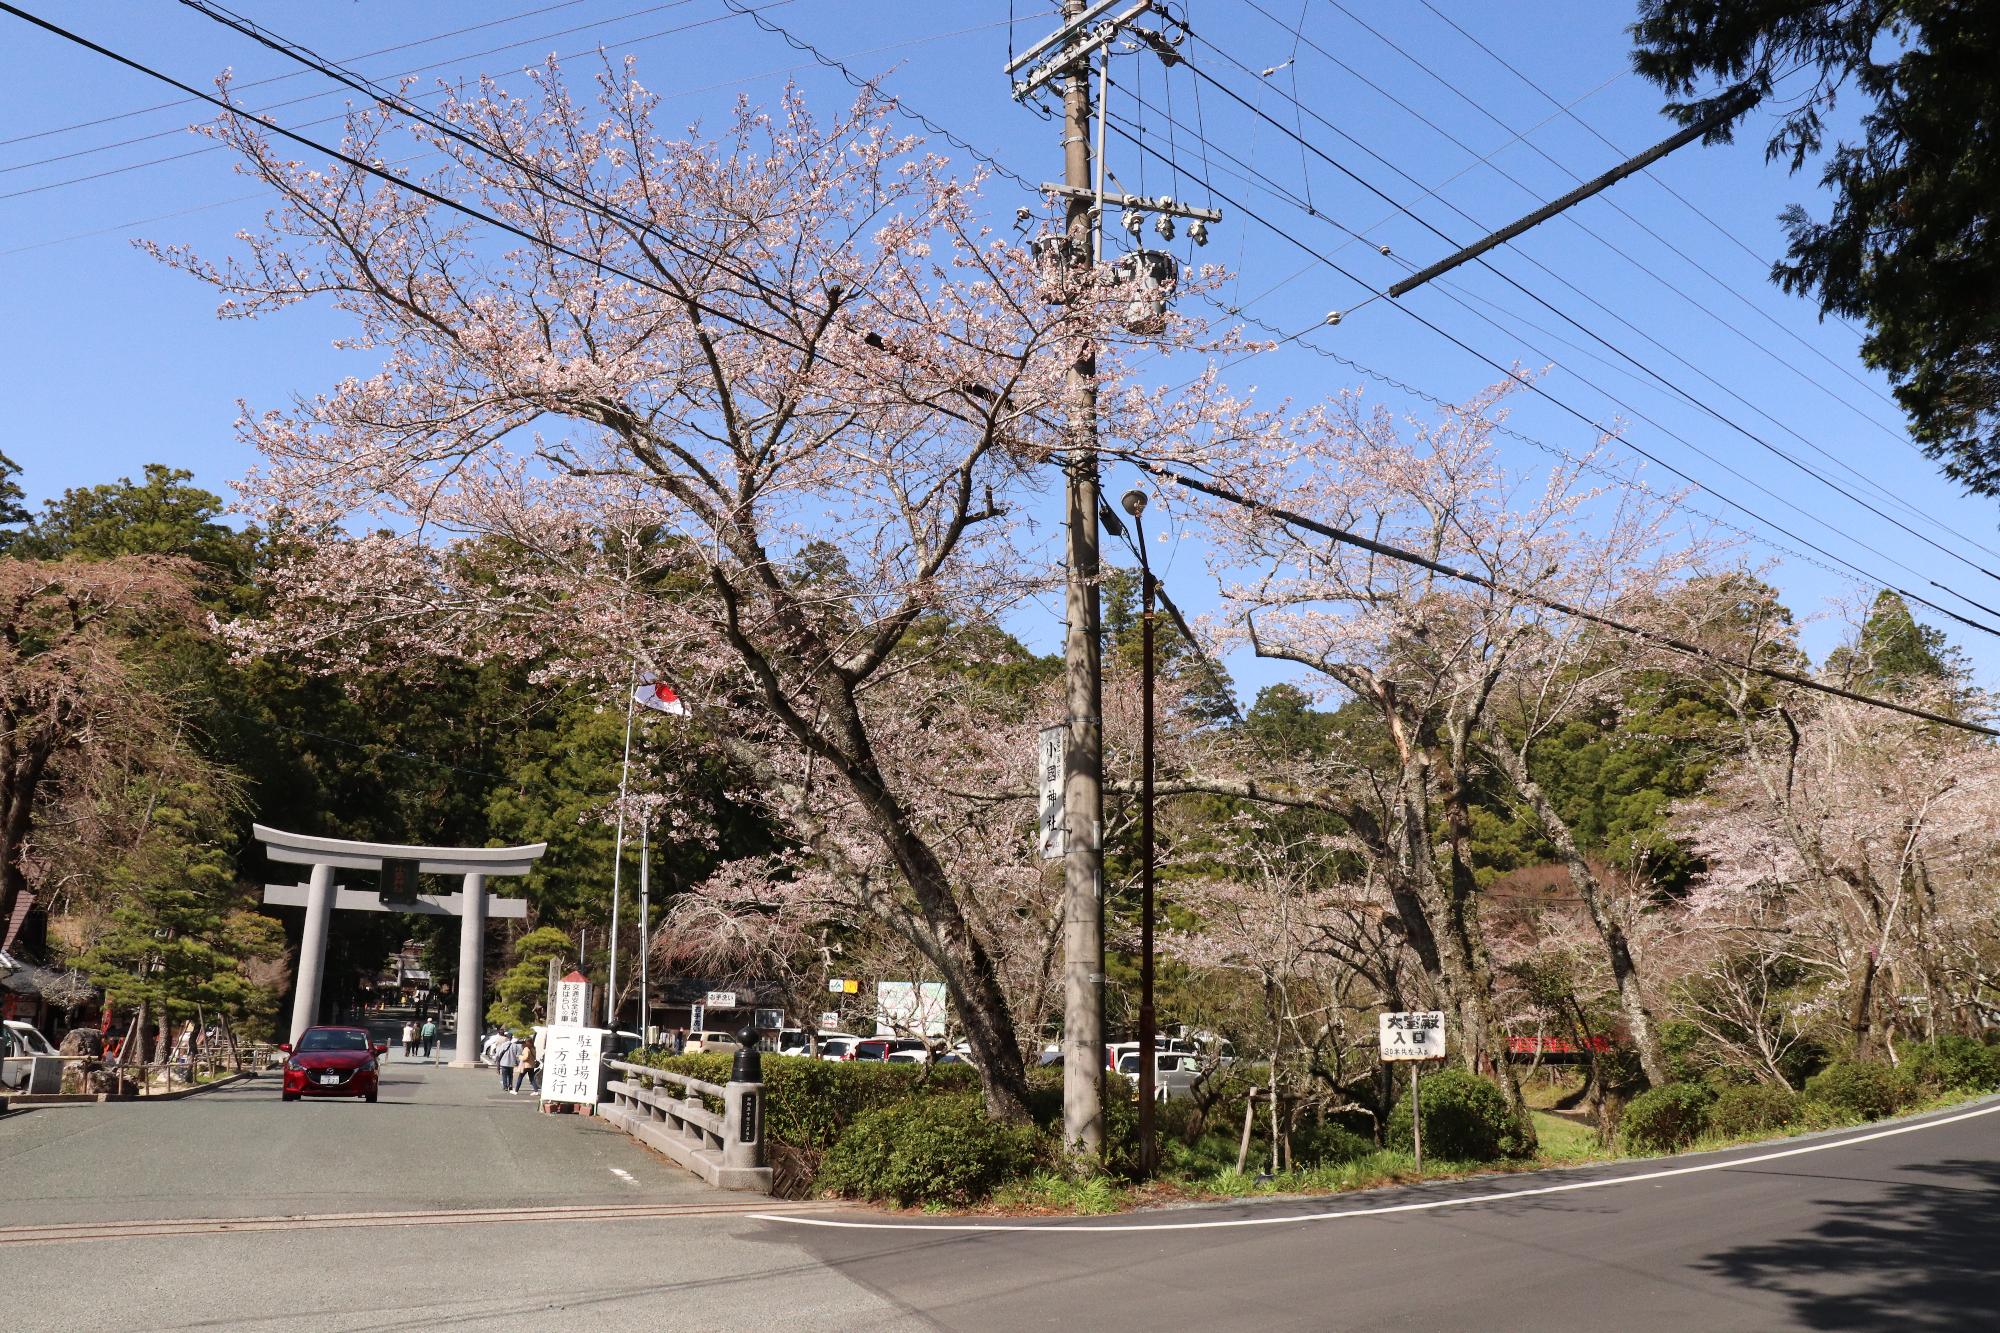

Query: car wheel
[364,1090,377,1103]
[282,1091,299,1102]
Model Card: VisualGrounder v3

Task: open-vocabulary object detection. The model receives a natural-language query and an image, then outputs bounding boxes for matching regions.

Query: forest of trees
[7,68,1996,1145]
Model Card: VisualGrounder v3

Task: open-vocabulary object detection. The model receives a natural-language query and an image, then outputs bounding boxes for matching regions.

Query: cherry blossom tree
[157,67,1253,1120]
[0,556,204,939]
[1673,659,2000,1061]
[1199,381,1710,1137]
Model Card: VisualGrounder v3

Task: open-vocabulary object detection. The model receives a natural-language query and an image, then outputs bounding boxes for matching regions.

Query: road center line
[751,1099,2000,1234]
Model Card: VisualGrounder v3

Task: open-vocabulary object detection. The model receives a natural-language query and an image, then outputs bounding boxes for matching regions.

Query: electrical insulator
[1325,309,1343,326]
[1124,210,1144,236]
[1378,243,1392,256]
[1155,214,1175,241]
[1188,219,1208,245]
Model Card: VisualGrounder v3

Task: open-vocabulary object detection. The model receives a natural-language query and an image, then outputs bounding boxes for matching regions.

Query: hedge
[1803,1059,1909,1120]
[631,1051,980,1153]
[1386,1068,1526,1161]
[1621,1082,1715,1152]
[1902,1036,2000,1094]
[818,1094,1041,1205]
[1706,1084,1800,1139]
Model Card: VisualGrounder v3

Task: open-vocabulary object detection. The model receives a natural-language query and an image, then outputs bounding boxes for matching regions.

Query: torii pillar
[254,825,546,1065]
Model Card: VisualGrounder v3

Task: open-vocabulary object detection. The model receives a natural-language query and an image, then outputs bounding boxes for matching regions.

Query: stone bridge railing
[597,1058,770,1193]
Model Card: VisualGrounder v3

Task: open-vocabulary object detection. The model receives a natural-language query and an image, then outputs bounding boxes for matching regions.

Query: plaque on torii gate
[254,824,546,1065]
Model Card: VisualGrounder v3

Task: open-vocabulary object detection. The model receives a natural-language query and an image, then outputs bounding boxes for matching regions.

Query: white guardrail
[597,1059,771,1193]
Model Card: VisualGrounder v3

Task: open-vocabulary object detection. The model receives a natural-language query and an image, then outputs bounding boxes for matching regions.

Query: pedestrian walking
[516,1035,539,1095]
[420,1018,437,1060]
[401,1022,416,1058]
[497,1032,522,1093]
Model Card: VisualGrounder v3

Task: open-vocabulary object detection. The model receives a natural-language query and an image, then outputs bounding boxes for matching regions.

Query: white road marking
[751,1098,2000,1234]
[610,1168,638,1185]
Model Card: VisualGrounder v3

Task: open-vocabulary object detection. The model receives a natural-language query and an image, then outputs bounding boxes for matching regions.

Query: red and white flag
[633,680,688,716]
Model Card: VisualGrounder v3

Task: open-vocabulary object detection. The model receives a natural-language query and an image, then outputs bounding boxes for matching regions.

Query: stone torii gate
[255,825,546,1064]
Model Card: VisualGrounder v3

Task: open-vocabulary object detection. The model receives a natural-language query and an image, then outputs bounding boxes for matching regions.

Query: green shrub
[1292,1121,1373,1166]
[1658,1020,1709,1085]
[818,1093,1040,1206]
[1902,1036,2000,1094]
[1620,1082,1715,1152]
[1706,1083,1801,1139]
[1803,1059,1908,1120]
[1025,1067,1141,1176]
[633,1051,980,1152]
[1385,1068,1525,1161]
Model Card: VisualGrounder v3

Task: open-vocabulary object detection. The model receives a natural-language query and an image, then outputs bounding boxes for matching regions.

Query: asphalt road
[3,1066,1993,1332]
[762,1097,2000,1332]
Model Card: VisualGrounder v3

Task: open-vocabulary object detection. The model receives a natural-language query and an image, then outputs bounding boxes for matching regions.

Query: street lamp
[1120,487,1158,1177]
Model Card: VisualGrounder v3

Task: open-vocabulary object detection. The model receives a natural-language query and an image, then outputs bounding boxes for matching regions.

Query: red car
[280,1026,386,1103]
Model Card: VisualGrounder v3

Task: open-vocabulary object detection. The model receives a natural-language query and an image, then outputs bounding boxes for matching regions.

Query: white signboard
[818,1011,841,1030]
[876,980,948,1037]
[704,990,738,1009]
[1378,1010,1447,1062]
[540,1024,605,1106]
[551,974,589,1027]
[1037,725,1066,859]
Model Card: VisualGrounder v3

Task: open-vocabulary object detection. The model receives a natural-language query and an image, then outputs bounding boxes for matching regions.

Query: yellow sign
[843,979,859,994]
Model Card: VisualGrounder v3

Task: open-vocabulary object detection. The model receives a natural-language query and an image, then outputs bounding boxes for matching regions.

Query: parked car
[1114,1048,1204,1100]
[684,1030,741,1054]
[846,1037,928,1062]
[280,1026,385,1103]
[603,1029,647,1059]
[817,1035,861,1061]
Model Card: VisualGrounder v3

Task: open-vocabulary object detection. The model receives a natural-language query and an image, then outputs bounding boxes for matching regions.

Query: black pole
[1134,511,1158,1177]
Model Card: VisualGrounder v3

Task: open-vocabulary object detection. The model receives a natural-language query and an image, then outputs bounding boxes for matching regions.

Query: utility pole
[1009,0,1218,1160]
[1057,0,1107,1161]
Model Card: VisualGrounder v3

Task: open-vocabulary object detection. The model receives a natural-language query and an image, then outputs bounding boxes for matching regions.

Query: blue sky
[4,0,1996,697]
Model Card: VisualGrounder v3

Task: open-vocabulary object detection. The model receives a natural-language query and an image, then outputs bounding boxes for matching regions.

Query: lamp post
[1121,488,1158,1177]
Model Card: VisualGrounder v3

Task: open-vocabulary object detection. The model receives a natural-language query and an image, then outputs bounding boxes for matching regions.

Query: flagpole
[607,667,638,1029]
[638,819,651,1044]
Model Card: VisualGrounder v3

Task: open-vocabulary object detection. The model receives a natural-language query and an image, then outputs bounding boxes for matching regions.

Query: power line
[1403,0,1882,353]
[1230,0,1943,504]
[0,0,593,149]
[10,2,1990,751]
[1176,31,2000,594]
[1309,0,1907,437]
[0,1,787,202]
[1095,103,2000,640]
[1146,464,2000,741]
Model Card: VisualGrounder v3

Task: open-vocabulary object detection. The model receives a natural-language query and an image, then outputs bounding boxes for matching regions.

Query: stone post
[287,863,335,1045]
[450,872,488,1067]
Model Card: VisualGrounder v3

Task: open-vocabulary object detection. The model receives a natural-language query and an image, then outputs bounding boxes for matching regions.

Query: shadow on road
[1696,1157,2000,1330]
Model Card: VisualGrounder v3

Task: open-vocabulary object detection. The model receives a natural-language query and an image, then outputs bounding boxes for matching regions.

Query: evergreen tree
[1632,1,2000,493]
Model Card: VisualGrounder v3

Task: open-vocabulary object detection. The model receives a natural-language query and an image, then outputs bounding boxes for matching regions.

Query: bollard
[724,1027,765,1171]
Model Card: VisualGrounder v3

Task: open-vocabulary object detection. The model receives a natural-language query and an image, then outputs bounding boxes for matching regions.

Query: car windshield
[298,1029,369,1052]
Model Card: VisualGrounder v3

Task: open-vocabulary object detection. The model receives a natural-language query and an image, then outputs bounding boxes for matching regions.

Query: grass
[1530,1109,1610,1163]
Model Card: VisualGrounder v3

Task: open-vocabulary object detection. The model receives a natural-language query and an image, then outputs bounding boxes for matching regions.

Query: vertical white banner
[1037,725,1066,860]
[540,1025,604,1106]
